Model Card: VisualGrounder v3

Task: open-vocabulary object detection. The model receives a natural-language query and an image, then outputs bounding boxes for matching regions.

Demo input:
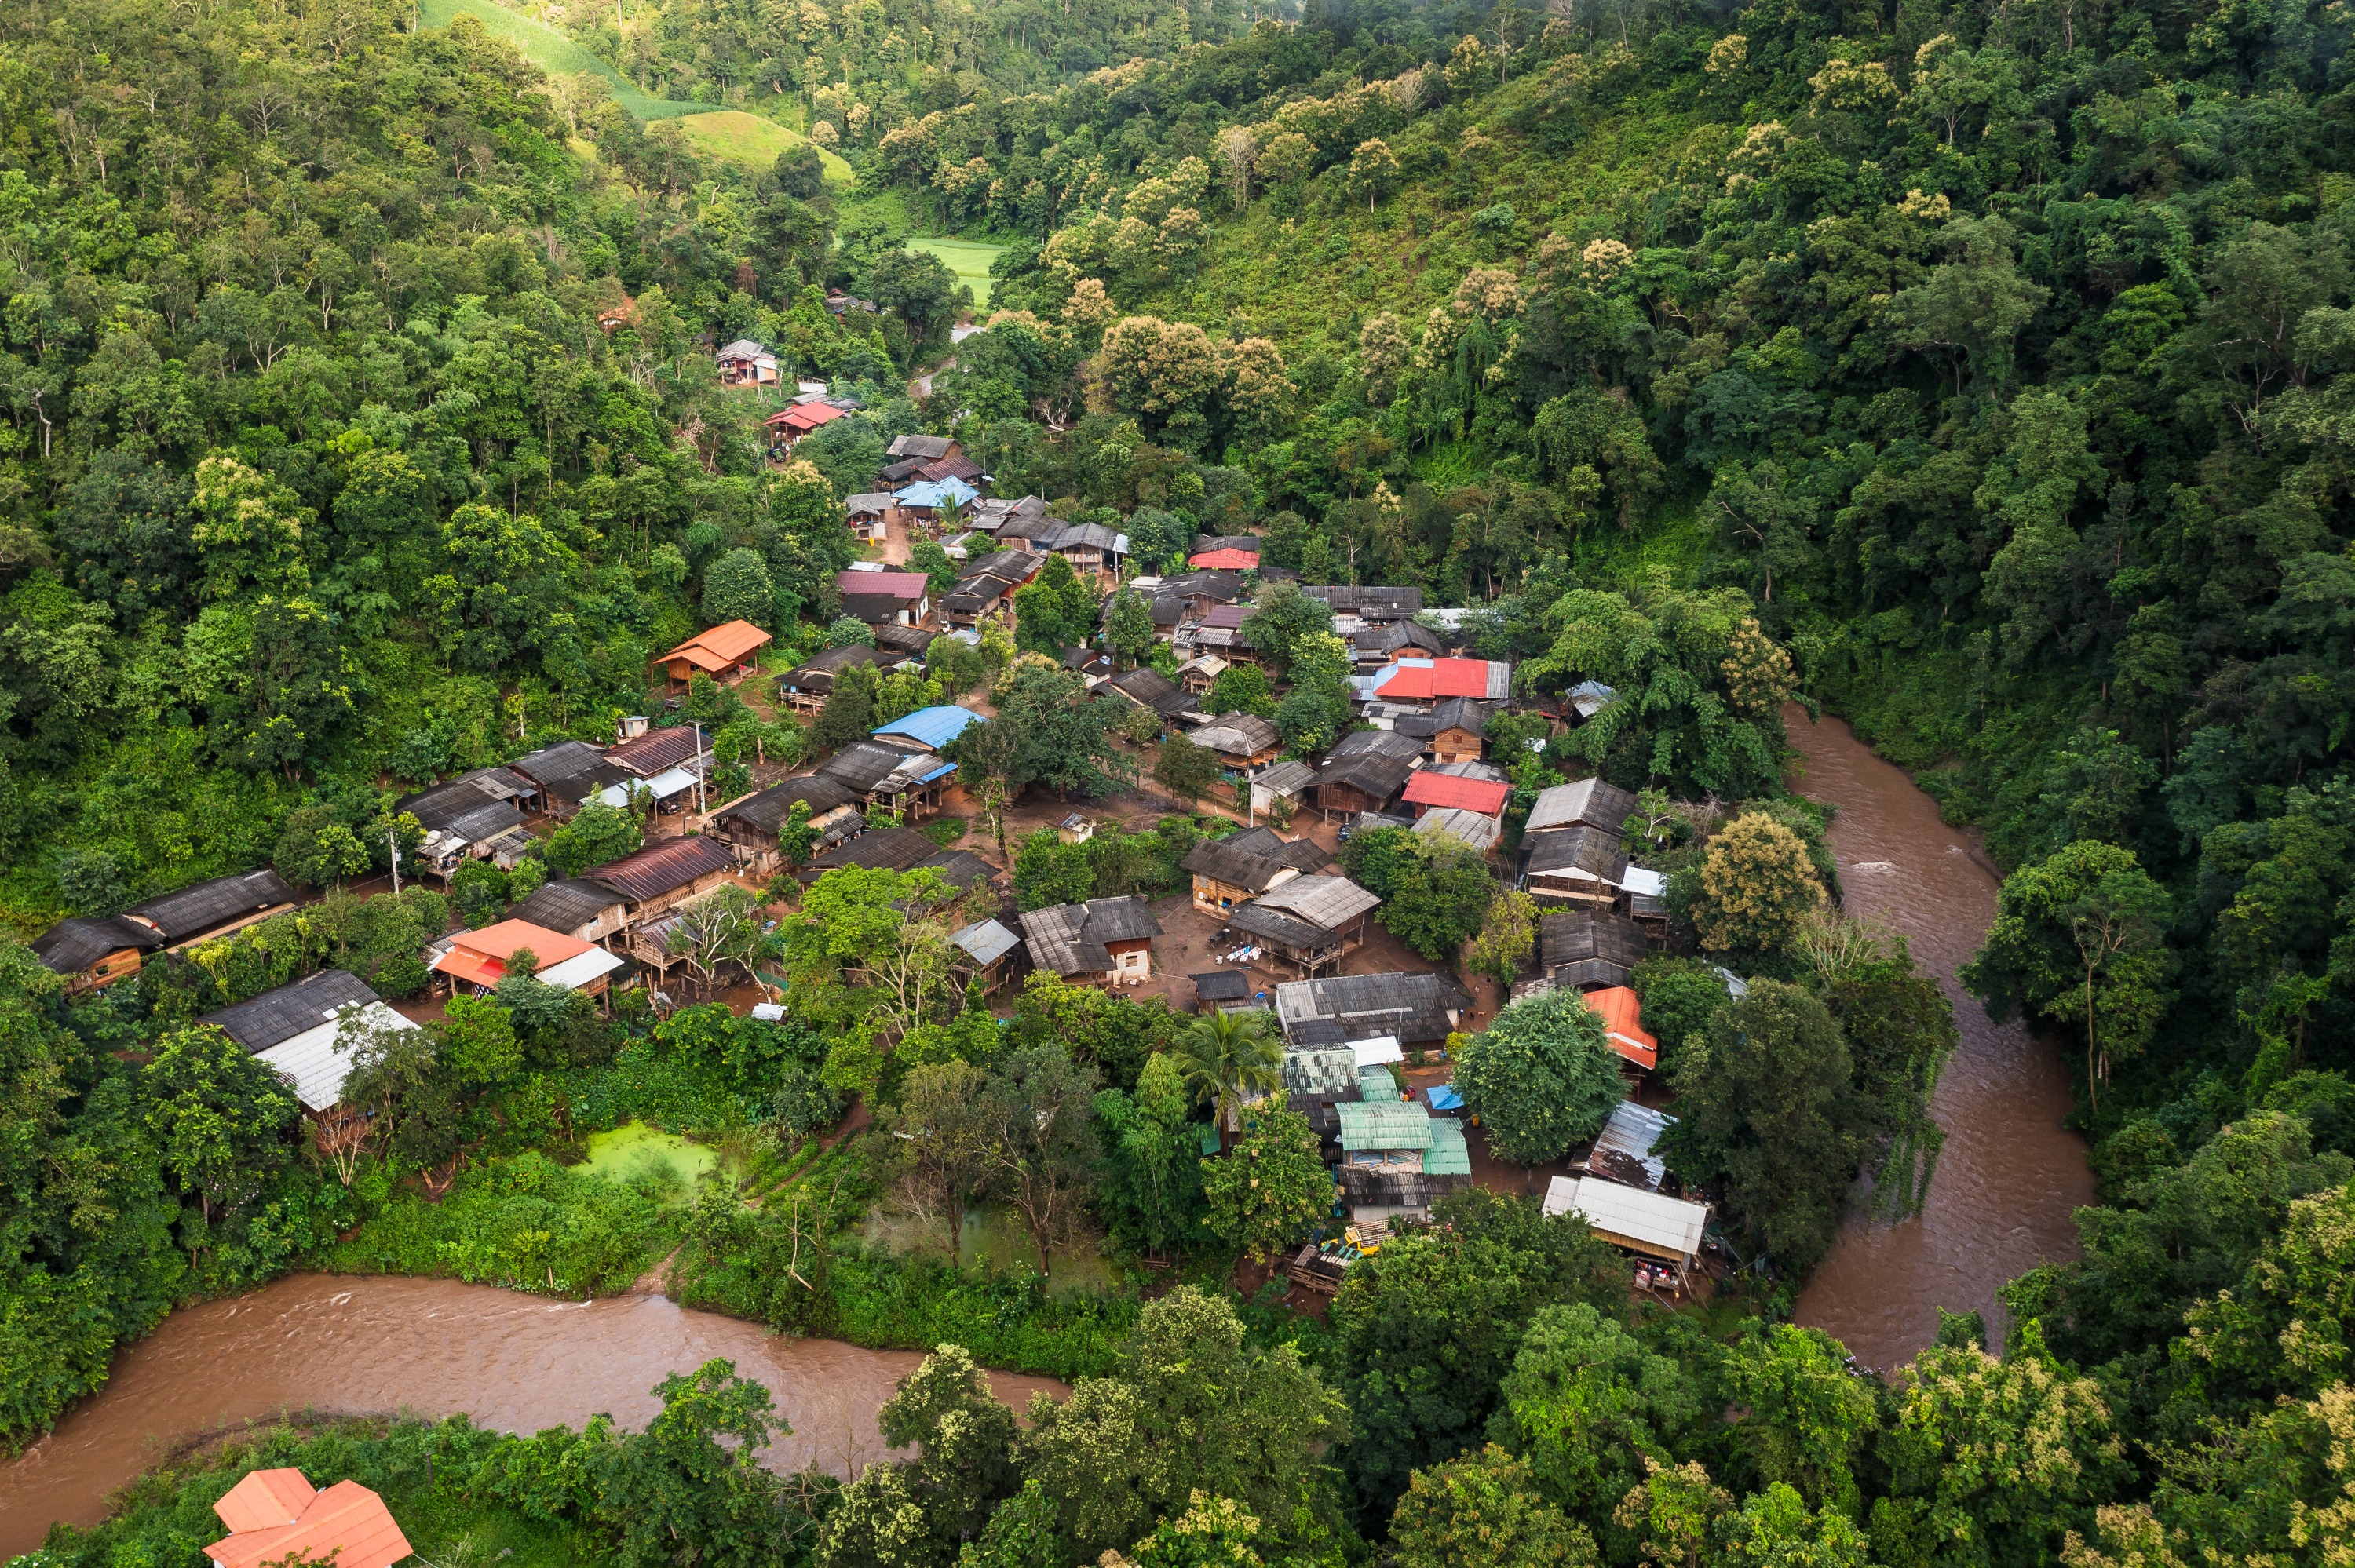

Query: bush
[373,951,430,999]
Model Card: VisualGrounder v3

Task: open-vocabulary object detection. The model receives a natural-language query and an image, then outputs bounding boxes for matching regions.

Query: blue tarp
[895,477,980,509]
[1426,1085,1465,1112]
[871,706,985,750]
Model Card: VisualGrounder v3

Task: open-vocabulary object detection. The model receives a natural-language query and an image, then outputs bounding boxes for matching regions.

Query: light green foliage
[1722,1325,1879,1514]
[1199,1105,1330,1262]
[1024,1287,1347,1559]
[1491,1304,1702,1519]
[1168,1009,1283,1135]
[1453,990,1625,1168]
[1389,1446,1596,1568]
[1692,812,1827,956]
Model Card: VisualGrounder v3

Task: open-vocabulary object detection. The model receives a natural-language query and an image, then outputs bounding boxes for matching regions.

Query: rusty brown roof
[588,834,736,903]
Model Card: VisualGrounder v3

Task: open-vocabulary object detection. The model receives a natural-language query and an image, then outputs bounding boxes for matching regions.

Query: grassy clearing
[418,0,700,119]
[673,110,855,184]
[904,235,1006,308]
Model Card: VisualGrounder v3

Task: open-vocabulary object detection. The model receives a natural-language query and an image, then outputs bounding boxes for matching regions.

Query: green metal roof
[1358,1067,1402,1103]
[1336,1100,1435,1152]
[1424,1118,1472,1176]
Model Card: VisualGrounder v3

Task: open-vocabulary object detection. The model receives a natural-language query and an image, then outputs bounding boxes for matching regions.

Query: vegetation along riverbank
[10,0,2355,1559]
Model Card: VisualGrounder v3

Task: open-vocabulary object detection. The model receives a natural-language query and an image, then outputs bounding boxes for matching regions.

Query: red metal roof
[1375,658,1498,701]
[209,1473,413,1568]
[214,1469,315,1534]
[1188,547,1261,571]
[1401,771,1510,815]
[769,402,849,431]
[588,833,736,903]
[837,570,930,599]
[1582,986,1658,1070]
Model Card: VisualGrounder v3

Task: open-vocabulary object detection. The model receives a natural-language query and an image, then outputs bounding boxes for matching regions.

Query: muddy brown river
[1786,709,2095,1369]
[0,710,2091,1552]
[0,1275,1067,1556]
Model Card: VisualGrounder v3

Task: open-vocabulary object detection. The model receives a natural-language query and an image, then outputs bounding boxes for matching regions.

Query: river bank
[0,1274,1068,1557]
[1784,708,2095,1369]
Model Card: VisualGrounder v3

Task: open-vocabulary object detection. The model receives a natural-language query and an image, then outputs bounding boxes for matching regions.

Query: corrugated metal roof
[201,969,382,1052]
[1335,1100,1435,1152]
[607,726,703,775]
[1251,760,1317,796]
[888,433,955,459]
[1525,826,1630,883]
[1583,986,1658,1069]
[33,916,162,974]
[1525,778,1640,835]
[507,878,624,935]
[1082,895,1163,943]
[1276,972,1456,1045]
[207,1475,414,1568]
[1590,1100,1677,1189]
[1192,713,1282,757]
[126,869,298,942]
[818,742,910,793]
[1543,1175,1709,1260]
[1540,910,1650,974]
[1401,771,1510,815]
[717,776,856,832]
[1424,1118,1473,1176]
[1414,808,1502,852]
[1020,902,1113,976]
[1183,826,1330,892]
[951,917,1021,967]
[1251,875,1381,929]
[257,1001,418,1111]
[802,826,940,877]
[587,834,735,903]
[871,706,984,750]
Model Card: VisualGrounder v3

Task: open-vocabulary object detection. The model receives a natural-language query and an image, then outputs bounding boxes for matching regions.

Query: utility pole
[388,827,401,896]
[694,721,707,817]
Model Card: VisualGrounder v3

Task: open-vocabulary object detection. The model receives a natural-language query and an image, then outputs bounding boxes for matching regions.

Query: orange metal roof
[1582,986,1658,1070]
[663,619,772,672]
[1375,658,1500,701]
[769,403,848,432]
[433,919,594,987]
[209,1474,413,1568]
[214,1468,314,1534]
[1188,547,1261,571]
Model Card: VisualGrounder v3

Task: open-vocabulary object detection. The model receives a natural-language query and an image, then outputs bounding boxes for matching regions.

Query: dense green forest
[15,0,2355,1560]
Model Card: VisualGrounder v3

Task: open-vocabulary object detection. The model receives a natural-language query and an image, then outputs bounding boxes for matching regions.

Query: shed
[1539,910,1650,990]
[1305,585,1424,622]
[1021,896,1161,986]
[1181,824,1331,913]
[1525,778,1640,837]
[1228,875,1381,976]
[1313,729,1422,819]
[32,916,163,994]
[950,917,1026,994]
[607,725,704,778]
[1249,760,1316,815]
[888,433,958,461]
[1586,1100,1678,1191]
[1191,970,1254,1012]
[1543,1175,1711,1276]
[657,620,772,687]
[799,825,942,880]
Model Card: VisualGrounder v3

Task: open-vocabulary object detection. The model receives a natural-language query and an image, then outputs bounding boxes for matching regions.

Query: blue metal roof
[895,477,980,509]
[915,760,958,784]
[872,706,985,750]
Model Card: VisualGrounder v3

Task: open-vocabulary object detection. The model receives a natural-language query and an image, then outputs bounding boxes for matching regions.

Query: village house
[837,567,932,626]
[1181,824,1333,916]
[1225,874,1382,976]
[206,1468,413,1568]
[816,741,958,819]
[1159,569,1245,617]
[1275,971,1466,1052]
[1400,768,1510,821]
[873,623,935,661]
[198,969,418,1112]
[389,779,528,877]
[509,740,630,819]
[1064,646,1115,687]
[429,917,623,1002]
[894,476,980,523]
[870,706,984,755]
[1359,657,1513,709]
[1104,585,1186,644]
[798,824,943,882]
[606,724,708,779]
[1582,1099,1679,1191]
[951,917,1027,995]
[586,834,738,929]
[709,775,863,874]
[655,620,772,690]
[1539,908,1652,991]
[1524,777,1641,838]
[1306,585,1424,622]
[1178,654,1227,695]
[845,491,895,545]
[888,432,960,464]
[1249,760,1317,818]
[1353,620,1445,667]
[1523,824,1631,907]
[1584,984,1659,1070]
[1107,667,1200,728]
[506,877,630,943]
[1020,895,1163,986]
[765,400,847,453]
[1189,712,1284,773]
[1312,728,1424,819]
[1181,603,1259,663]
[1334,1062,1473,1224]
[1422,697,1490,763]
[1414,807,1502,855]
[969,494,1047,536]
[940,550,1043,627]
[31,917,164,994]
[715,338,780,386]
[776,644,898,716]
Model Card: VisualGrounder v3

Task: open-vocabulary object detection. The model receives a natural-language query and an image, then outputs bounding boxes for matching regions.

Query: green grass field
[672,109,855,184]
[904,235,1006,307]
[418,0,700,119]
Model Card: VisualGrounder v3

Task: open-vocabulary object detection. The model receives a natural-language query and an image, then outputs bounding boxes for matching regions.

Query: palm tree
[1168,1008,1284,1151]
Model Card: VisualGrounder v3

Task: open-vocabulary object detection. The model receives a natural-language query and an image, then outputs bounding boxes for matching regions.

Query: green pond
[582,1121,718,1194]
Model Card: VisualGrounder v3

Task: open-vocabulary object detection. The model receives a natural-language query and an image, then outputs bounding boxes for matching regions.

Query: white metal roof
[1349,1036,1404,1068]
[1543,1175,1710,1261]
[537,946,625,990]
[750,1002,787,1021]
[255,1001,418,1111]
[1591,1100,1677,1189]
[597,765,699,807]
[1622,866,1667,897]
